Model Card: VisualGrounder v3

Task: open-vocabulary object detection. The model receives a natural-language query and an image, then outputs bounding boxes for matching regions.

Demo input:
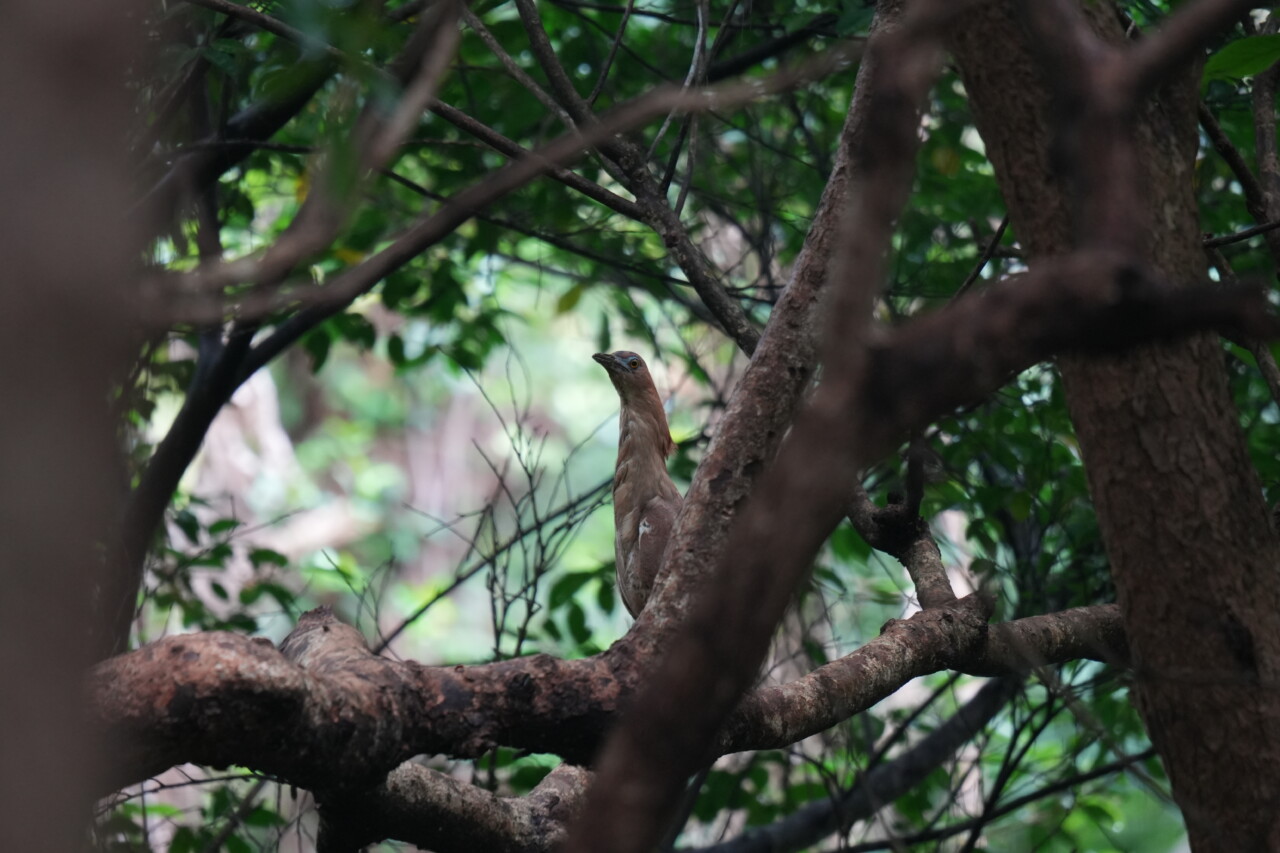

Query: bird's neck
[615,389,678,496]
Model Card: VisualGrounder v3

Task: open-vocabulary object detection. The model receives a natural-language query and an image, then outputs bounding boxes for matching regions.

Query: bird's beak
[593,352,621,374]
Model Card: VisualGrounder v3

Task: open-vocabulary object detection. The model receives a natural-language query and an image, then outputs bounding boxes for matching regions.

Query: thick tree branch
[567,5,949,849]
[91,608,627,793]
[91,602,1124,795]
[847,475,957,611]
[954,2,1280,848]
[857,253,1276,456]
[640,2,907,640]
[316,763,590,853]
[104,323,255,656]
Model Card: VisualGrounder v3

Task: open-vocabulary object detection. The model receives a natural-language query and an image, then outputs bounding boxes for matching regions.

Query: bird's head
[593,350,675,456]
[592,350,657,402]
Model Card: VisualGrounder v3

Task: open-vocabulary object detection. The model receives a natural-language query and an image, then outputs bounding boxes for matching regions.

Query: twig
[182,0,350,64]
[587,0,636,106]
[953,214,1009,299]
[1202,218,1280,247]
[1206,247,1280,410]
[152,40,863,332]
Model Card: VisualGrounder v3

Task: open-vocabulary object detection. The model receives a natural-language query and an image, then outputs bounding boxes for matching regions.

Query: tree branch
[640,1,905,640]
[701,677,1021,853]
[91,600,1124,795]
[566,4,949,848]
[316,763,591,853]
[182,0,350,63]
[511,0,763,355]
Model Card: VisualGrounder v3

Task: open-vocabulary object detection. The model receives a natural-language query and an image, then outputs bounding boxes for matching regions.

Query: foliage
[96,0,1279,850]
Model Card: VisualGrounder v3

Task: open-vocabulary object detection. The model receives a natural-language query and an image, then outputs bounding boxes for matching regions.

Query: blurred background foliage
[98,0,1280,849]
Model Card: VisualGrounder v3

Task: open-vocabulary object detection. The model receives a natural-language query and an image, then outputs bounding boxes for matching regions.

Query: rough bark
[950,2,1280,848]
[315,763,591,853]
[636,4,901,640]
[91,604,1126,797]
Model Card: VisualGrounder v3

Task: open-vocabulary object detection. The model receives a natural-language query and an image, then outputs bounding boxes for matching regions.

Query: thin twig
[1202,218,1280,248]
[587,0,636,106]
[183,0,350,64]
[953,214,1009,299]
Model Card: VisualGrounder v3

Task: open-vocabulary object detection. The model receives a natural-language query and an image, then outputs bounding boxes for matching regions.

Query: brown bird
[593,350,683,617]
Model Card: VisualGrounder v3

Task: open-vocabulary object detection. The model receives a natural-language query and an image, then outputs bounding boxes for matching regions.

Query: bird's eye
[628,358,640,369]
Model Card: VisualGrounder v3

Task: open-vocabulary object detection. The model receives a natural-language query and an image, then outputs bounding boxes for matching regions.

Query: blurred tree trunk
[951,3,1280,849]
[0,2,139,849]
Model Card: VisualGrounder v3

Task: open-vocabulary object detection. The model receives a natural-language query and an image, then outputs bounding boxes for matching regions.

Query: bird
[593,350,684,617]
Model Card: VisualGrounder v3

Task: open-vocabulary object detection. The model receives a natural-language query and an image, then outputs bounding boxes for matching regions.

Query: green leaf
[202,41,243,78]
[556,283,586,314]
[302,328,332,372]
[836,1,876,37]
[595,577,616,613]
[244,805,286,827]
[381,270,420,310]
[829,524,870,562]
[225,835,253,853]
[332,312,376,349]
[387,332,407,366]
[249,548,289,568]
[208,518,241,536]
[802,637,828,666]
[190,542,233,567]
[548,571,593,610]
[508,762,553,793]
[174,509,201,545]
[1203,34,1280,83]
[566,601,591,646]
[168,827,197,853]
[1008,491,1032,522]
[596,311,611,353]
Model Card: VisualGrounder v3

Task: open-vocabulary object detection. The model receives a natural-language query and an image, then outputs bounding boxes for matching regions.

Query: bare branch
[1199,102,1271,225]
[428,100,643,219]
[512,0,763,354]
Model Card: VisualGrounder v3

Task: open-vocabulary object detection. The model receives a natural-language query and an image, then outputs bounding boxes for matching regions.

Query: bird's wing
[620,493,683,616]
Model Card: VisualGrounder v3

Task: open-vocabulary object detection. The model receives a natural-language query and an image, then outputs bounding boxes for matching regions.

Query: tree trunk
[0,1,139,849]
[950,3,1280,849]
